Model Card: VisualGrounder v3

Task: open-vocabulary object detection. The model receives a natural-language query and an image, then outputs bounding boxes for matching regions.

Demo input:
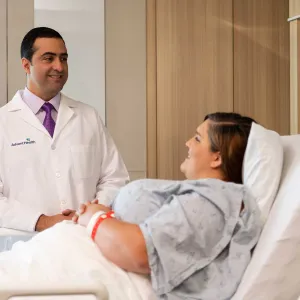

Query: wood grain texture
[0,0,7,106]
[290,0,300,18]
[290,20,299,133]
[146,0,157,178]
[233,0,290,134]
[298,21,300,133]
[156,0,233,179]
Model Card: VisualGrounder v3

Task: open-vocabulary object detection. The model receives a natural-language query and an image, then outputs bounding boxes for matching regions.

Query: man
[0,27,129,232]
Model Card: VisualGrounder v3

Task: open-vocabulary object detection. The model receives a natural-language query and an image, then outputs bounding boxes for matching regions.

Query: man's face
[22,37,68,101]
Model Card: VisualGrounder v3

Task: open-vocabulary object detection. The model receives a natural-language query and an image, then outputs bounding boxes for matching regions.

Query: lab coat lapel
[7,91,49,136]
[53,94,76,140]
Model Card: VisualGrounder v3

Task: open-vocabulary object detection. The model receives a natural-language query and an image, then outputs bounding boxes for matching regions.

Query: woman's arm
[74,203,150,274]
[93,218,150,274]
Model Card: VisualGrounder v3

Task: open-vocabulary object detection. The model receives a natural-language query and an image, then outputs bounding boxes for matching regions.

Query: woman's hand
[72,200,111,227]
[73,200,150,274]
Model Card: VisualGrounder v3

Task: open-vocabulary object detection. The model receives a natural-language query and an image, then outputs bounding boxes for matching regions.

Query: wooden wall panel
[156,0,233,179]
[0,0,7,107]
[146,0,157,178]
[233,0,290,134]
[289,0,300,134]
[289,20,300,134]
[290,0,300,17]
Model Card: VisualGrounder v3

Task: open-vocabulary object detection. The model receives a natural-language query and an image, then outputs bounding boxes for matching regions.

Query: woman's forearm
[94,218,150,274]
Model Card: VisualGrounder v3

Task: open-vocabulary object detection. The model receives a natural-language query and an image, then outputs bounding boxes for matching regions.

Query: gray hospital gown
[112,178,262,300]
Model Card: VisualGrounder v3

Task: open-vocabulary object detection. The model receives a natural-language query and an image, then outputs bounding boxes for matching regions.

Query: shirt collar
[23,87,61,114]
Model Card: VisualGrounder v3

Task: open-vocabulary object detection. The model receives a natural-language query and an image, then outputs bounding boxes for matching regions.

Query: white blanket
[0,221,156,300]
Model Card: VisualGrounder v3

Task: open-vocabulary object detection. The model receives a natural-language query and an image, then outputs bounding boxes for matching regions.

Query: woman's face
[180,120,221,180]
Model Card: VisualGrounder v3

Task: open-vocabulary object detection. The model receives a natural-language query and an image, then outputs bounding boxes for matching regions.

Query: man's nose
[53,59,64,72]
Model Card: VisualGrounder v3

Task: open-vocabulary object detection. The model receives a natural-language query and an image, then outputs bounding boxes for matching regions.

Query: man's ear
[21,58,31,75]
[210,152,222,169]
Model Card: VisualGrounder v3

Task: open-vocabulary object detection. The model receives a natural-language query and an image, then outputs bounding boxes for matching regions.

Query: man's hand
[35,213,73,232]
[72,200,111,227]
[61,209,76,217]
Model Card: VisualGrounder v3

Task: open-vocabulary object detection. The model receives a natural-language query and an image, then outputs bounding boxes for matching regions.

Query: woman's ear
[210,152,222,169]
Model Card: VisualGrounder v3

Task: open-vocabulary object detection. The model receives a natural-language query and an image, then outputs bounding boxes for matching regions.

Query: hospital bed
[1,131,300,299]
[0,281,108,300]
[0,228,35,252]
[0,228,109,300]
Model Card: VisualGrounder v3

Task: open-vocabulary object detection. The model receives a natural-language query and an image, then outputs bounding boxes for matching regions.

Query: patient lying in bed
[0,113,262,300]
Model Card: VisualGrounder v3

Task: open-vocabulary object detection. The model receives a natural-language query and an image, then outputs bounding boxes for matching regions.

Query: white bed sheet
[0,221,156,300]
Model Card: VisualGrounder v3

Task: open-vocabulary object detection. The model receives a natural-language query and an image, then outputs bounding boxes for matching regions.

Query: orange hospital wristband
[91,211,115,241]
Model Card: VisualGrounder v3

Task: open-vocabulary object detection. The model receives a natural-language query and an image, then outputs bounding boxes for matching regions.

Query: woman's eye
[195,136,201,142]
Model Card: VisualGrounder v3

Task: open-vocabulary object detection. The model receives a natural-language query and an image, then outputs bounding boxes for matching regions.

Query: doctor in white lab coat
[0,27,129,232]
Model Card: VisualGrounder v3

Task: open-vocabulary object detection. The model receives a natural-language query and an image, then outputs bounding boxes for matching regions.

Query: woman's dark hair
[21,27,65,62]
[204,112,256,184]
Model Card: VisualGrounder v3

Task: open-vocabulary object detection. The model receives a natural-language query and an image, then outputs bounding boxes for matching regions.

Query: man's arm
[0,179,74,232]
[35,213,74,232]
[95,115,130,206]
[0,180,42,231]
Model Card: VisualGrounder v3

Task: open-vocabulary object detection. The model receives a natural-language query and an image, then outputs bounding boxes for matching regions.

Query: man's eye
[43,57,53,62]
[195,136,201,142]
[61,57,68,62]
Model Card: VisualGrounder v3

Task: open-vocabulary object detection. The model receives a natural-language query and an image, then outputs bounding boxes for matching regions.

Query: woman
[72,112,262,299]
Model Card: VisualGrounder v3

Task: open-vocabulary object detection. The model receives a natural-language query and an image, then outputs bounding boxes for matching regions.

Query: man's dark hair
[20,27,65,62]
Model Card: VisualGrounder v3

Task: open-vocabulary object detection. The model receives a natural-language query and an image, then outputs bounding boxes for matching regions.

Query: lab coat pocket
[70,145,95,179]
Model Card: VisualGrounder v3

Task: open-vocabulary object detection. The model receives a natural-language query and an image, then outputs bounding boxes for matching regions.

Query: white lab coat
[0,91,129,231]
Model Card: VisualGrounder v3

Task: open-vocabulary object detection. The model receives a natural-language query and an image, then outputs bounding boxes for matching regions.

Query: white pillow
[233,134,300,300]
[242,122,283,223]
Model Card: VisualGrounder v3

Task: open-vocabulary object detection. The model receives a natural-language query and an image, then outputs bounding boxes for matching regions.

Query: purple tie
[42,102,56,137]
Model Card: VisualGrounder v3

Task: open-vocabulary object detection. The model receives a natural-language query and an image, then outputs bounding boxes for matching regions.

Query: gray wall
[0,0,34,105]
[34,0,106,122]
[105,0,146,180]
